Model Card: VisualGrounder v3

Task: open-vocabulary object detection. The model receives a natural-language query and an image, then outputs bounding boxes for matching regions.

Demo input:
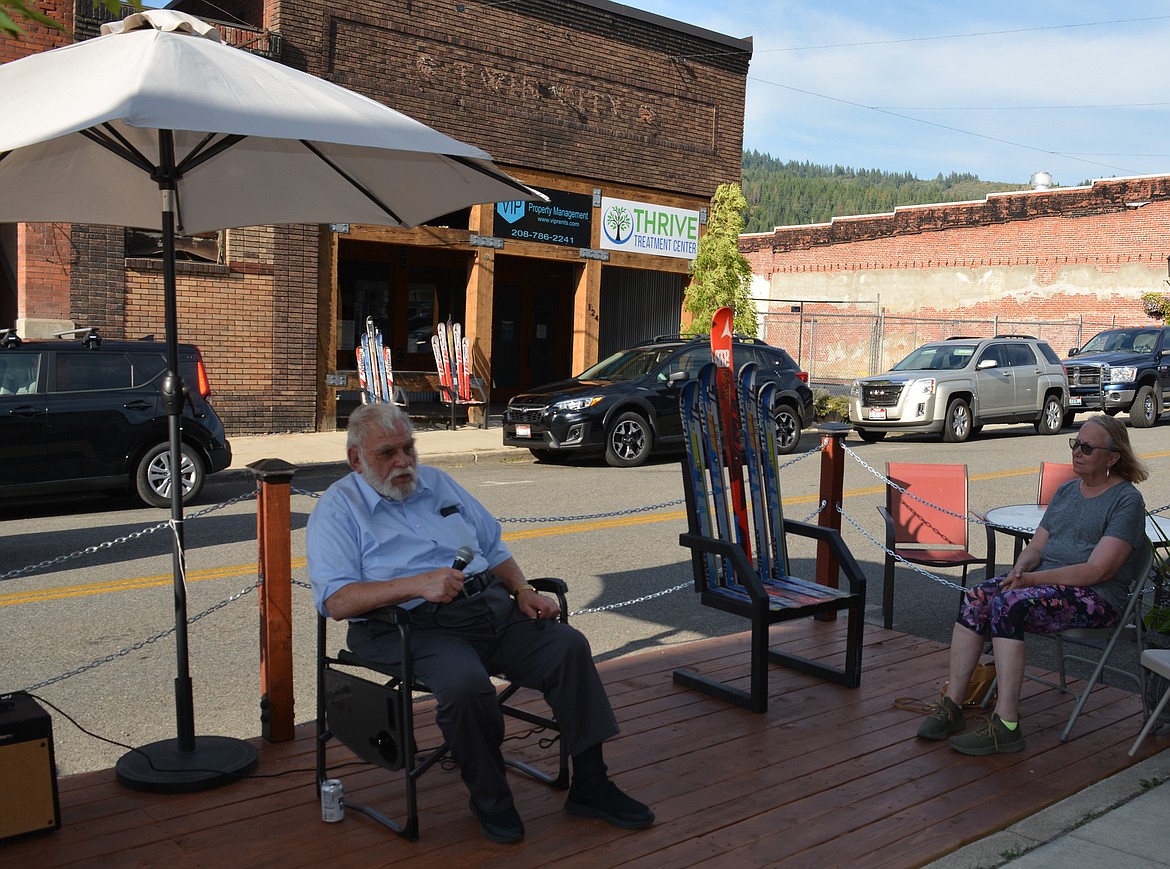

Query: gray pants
[347,581,619,814]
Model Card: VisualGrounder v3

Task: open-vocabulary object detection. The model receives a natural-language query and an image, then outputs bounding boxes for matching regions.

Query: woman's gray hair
[1084,413,1148,484]
[346,403,414,454]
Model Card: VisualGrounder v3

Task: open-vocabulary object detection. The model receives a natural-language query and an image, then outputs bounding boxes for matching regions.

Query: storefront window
[337,259,390,370]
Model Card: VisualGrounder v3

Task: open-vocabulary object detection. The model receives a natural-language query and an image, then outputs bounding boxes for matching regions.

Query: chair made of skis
[316,578,570,841]
[880,462,984,630]
[673,362,866,714]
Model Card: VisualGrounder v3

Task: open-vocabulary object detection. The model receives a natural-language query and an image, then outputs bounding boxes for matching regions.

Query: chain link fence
[758,306,1128,393]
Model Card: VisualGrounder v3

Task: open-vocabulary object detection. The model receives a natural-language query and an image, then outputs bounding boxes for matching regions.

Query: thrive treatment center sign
[598,196,699,260]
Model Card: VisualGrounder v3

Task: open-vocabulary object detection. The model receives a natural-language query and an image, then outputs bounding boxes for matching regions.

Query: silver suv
[849,335,1068,443]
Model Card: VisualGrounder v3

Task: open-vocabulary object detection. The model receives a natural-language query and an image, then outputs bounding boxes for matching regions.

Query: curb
[922,750,1170,868]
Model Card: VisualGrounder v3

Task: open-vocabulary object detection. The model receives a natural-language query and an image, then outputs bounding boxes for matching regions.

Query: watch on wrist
[511,584,537,599]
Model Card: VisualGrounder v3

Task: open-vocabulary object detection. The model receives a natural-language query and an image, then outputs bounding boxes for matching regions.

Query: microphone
[452,545,475,598]
[452,545,474,571]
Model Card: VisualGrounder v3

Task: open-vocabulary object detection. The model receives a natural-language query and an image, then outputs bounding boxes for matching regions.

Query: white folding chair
[1128,649,1170,756]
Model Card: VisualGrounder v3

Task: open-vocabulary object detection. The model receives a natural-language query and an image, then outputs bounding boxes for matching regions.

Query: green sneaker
[949,714,1026,756]
[917,696,966,740]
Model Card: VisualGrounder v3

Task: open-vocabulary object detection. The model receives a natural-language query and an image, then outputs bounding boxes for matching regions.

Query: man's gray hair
[346,403,415,453]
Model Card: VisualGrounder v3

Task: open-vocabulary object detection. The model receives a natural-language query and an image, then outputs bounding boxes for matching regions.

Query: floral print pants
[957,578,1119,641]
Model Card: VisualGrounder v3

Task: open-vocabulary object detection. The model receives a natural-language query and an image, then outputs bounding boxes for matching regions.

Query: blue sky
[622,1,1170,186]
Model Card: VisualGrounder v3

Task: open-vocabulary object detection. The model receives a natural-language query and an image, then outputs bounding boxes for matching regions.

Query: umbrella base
[115,735,257,793]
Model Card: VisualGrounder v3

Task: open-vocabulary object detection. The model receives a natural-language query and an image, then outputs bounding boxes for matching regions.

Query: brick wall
[744,177,1170,328]
[0,0,71,63]
[119,225,320,435]
[16,223,71,320]
[272,0,749,198]
[72,224,126,333]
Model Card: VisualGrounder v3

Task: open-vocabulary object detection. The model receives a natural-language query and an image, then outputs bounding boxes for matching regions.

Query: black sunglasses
[1069,437,1116,456]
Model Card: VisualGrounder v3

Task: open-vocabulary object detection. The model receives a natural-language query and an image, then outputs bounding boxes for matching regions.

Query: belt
[419,570,492,615]
[460,570,492,598]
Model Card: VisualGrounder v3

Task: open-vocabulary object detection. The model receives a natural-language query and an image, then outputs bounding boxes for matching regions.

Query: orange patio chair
[1038,461,1078,505]
[879,462,985,629]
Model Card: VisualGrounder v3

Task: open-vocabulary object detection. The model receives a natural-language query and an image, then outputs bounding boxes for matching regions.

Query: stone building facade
[2,0,751,433]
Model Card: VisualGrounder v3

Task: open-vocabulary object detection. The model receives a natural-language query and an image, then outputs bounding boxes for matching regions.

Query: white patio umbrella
[0,9,542,792]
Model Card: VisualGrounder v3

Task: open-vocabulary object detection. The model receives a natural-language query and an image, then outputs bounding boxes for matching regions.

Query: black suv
[503,335,814,467]
[1063,326,1170,428]
[0,329,232,507]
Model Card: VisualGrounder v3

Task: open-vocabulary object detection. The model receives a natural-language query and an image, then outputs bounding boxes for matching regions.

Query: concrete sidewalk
[926,750,1170,868]
[227,422,513,471]
[226,423,1170,867]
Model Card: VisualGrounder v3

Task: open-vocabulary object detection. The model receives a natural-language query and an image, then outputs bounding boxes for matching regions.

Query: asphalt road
[3,419,1169,776]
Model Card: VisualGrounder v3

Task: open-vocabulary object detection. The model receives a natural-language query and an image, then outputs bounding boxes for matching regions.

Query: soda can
[321,778,344,822]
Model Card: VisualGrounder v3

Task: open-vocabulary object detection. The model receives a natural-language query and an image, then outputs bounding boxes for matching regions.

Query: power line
[871,102,1170,112]
[748,75,1141,176]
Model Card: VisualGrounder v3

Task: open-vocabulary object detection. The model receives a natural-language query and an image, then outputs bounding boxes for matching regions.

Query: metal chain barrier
[496,499,683,524]
[837,503,968,593]
[21,579,260,693]
[1,488,257,583]
[841,443,1039,537]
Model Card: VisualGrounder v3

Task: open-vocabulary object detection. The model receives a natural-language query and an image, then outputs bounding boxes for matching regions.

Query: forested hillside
[740,151,1026,232]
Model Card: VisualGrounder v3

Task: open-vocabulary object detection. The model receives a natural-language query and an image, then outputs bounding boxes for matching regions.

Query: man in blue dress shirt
[308,403,653,843]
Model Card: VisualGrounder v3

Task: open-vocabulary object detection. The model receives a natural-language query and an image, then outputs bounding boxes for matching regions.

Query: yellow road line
[7,447,1169,607]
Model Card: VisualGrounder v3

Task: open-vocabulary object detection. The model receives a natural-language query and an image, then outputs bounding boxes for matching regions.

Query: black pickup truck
[1063,326,1170,427]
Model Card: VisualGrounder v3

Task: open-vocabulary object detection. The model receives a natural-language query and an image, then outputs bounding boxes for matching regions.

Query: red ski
[432,320,454,394]
[453,321,468,402]
[711,306,752,561]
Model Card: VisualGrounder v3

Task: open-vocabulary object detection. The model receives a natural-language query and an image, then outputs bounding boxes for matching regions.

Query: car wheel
[1063,410,1077,428]
[856,428,886,443]
[604,411,653,467]
[529,448,571,464]
[135,442,206,508]
[942,398,972,443]
[773,404,802,455]
[1035,395,1063,434]
[1131,385,1158,428]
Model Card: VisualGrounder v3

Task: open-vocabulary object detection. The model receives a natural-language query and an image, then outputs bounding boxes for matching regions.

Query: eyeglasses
[1069,437,1116,456]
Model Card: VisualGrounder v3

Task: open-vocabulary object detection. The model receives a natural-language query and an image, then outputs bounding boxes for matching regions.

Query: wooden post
[815,423,851,617]
[249,458,298,743]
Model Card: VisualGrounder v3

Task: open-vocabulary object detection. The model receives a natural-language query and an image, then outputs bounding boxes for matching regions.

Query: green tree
[2,0,128,38]
[682,182,757,337]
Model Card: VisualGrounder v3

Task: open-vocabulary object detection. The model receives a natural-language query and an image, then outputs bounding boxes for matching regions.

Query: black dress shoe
[468,798,525,843]
[565,779,654,830]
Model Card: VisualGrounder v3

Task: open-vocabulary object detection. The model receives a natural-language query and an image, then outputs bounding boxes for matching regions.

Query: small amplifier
[0,693,61,842]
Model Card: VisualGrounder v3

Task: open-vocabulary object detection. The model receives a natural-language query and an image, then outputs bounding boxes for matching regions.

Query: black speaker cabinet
[0,693,61,842]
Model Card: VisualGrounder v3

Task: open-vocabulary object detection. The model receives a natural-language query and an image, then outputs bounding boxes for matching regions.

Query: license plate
[516,424,532,438]
[867,408,887,420]
[1069,396,1082,406]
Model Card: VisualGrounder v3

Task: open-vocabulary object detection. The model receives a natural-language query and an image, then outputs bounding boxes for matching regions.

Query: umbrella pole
[115,132,256,792]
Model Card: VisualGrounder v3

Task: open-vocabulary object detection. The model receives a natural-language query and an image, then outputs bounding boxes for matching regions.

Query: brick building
[741,176,1170,383]
[1,0,751,433]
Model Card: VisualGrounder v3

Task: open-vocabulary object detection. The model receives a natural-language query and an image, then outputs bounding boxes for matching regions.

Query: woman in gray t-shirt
[916,415,1148,756]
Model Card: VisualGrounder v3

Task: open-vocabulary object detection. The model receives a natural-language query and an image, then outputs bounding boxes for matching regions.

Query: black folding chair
[315,577,571,840]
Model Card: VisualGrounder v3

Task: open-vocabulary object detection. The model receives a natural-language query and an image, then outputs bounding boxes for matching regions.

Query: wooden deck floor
[4,620,1163,868]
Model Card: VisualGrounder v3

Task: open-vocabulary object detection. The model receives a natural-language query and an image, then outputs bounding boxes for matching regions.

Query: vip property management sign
[598,196,699,260]
[493,188,592,247]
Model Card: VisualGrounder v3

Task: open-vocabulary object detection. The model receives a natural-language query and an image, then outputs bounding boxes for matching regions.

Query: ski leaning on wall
[356,316,394,403]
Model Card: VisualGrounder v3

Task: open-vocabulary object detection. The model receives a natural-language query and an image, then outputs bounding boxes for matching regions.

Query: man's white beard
[360,459,418,500]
